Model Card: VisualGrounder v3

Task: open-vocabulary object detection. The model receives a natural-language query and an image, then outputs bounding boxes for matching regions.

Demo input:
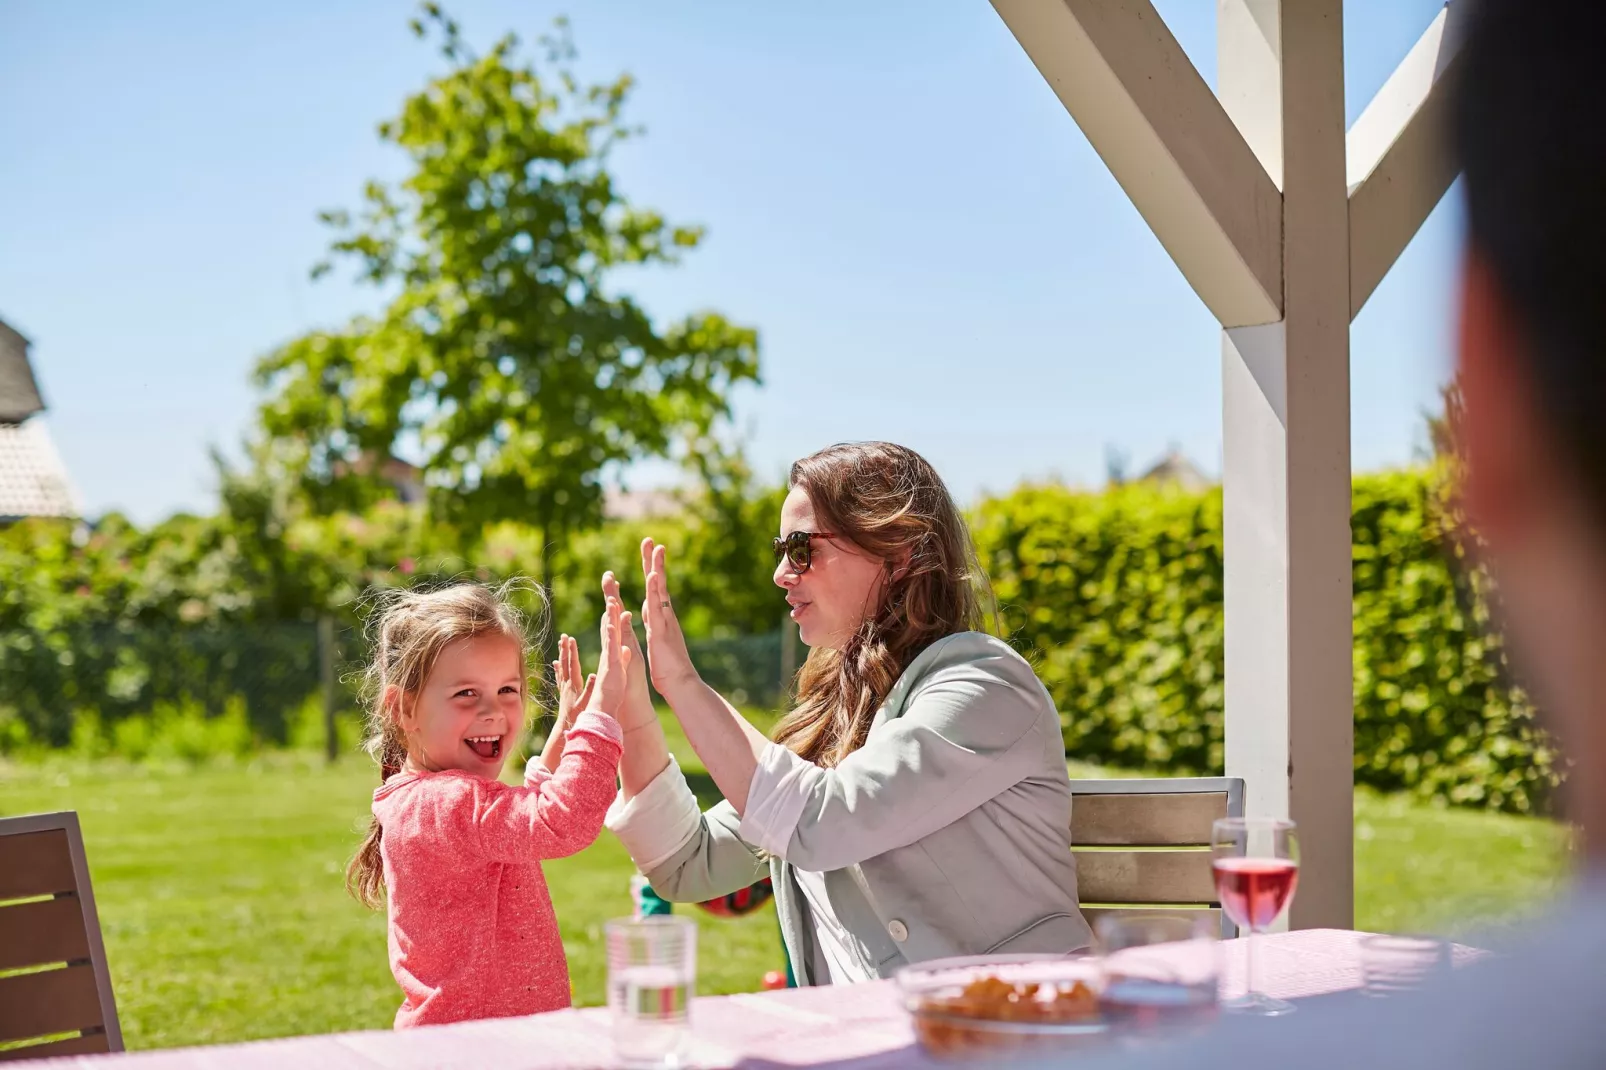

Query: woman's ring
[660,600,671,609]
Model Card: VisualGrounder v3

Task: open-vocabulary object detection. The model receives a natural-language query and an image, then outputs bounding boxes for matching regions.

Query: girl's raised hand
[537,634,594,774]
[553,634,592,730]
[639,538,700,702]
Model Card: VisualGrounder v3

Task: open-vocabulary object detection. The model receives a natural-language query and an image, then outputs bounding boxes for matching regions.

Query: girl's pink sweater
[372,710,623,1028]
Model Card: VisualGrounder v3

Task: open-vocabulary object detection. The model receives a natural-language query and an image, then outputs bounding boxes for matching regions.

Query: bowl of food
[896,954,1108,1061]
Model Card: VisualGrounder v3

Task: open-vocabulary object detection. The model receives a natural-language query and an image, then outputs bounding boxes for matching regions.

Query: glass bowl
[896,954,1109,1061]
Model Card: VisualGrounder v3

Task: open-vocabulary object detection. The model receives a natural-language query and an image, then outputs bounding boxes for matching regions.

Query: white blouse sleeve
[604,755,704,874]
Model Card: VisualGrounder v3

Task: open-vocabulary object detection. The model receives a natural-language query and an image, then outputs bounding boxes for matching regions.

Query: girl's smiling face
[395,632,526,778]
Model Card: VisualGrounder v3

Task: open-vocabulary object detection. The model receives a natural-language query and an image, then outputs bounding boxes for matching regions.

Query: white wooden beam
[991,0,1283,328]
[1347,3,1468,319]
[1216,0,1283,188]
[1219,0,1354,932]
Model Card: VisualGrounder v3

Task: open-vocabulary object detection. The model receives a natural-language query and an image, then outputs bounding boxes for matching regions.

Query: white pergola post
[992,0,1465,929]
[1218,0,1353,931]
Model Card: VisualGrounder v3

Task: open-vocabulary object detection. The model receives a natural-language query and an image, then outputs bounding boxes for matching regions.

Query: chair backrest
[0,811,123,1061]
[1069,777,1245,941]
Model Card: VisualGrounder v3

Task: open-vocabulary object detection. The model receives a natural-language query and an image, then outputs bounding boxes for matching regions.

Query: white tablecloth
[22,929,1404,1069]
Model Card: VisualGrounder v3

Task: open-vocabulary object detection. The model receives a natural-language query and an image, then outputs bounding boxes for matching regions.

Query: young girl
[347,582,629,1028]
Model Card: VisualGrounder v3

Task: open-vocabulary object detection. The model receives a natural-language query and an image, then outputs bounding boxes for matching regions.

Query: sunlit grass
[0,723,1570,1050]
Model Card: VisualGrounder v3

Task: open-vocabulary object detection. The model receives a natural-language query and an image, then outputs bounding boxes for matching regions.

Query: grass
[0,713,785,1052]
[1064,760,1575,936]
[0,732,1573,1051]
[1352,787,1572,936]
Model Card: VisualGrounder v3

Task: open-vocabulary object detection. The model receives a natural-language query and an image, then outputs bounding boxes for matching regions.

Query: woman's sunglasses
[772,531,840,574]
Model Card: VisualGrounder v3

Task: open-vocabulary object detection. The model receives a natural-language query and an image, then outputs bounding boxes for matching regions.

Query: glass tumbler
[606,915,696,1068]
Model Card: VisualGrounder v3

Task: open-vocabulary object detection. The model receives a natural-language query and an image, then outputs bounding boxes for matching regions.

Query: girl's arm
[470,711,621,861]
[472,597,630,861]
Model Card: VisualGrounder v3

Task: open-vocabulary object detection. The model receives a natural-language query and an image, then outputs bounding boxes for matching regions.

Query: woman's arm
[637,539,770,812]
[739,641,1054,872]
[600,556,768,898]
[606,763,768,902]
[651,678,768,813]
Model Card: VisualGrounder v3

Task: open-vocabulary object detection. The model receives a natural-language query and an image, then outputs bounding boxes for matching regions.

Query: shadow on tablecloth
[733,1045,936,1070]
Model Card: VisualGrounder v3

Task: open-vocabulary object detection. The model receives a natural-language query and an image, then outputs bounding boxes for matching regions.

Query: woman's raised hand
[639,537,701,702]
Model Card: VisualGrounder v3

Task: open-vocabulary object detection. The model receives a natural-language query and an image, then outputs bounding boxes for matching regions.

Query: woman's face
[773,486,887,650]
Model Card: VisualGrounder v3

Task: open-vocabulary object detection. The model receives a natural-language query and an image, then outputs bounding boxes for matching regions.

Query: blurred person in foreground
[1013,0,1606,1066]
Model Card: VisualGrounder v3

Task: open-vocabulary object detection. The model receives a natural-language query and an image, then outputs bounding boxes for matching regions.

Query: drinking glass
[1359,934,1449,997]
[606,916,696,1068]
[1211,817,1299,1016]
[1096,914,1220,1040]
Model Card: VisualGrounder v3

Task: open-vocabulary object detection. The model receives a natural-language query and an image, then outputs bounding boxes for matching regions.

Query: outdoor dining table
[20,929,1412,1069]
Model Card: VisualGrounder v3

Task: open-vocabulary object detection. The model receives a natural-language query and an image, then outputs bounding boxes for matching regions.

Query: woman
[603,442,1091,984]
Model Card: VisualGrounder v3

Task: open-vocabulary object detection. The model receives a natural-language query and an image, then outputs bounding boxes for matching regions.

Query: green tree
[253,5,760,600]
[672,440,790,638]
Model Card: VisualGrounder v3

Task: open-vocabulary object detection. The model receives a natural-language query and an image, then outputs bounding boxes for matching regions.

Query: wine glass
[1211,817,1299,1016]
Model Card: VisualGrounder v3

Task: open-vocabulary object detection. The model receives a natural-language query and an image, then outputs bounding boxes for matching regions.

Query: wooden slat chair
[1070,777,1245,940]
[0,811,123,1061]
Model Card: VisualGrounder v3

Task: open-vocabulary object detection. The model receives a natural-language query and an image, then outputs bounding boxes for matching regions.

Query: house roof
[0,418,79,520]
[603,487,681,521]
[0,318,44,424]
[1138,448,1213,491]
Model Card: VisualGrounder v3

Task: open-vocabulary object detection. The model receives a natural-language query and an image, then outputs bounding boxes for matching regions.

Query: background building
[0,316,79,523]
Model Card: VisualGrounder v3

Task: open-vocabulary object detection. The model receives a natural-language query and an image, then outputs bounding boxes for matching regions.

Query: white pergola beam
[1347,2,1467,319]
[991,0,1284,328]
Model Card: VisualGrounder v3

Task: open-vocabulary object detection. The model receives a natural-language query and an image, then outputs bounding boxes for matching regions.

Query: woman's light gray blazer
[605,631,1093,984]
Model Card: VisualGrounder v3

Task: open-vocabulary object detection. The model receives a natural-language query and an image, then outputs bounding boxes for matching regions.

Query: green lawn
[1,735,1573,1051]
[0,714,784,1052]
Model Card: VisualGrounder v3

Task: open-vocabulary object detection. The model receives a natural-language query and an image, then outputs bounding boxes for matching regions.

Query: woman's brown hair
[770,442,994,767]
[346,580,541,909]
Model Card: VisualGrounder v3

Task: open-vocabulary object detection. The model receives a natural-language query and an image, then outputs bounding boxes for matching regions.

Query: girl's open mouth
[465,735,502,760]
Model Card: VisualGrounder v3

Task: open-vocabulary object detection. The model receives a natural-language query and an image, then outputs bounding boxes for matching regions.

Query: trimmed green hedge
[2,464,1561,813]
[973,469,1560,814]
[0,473,787,752]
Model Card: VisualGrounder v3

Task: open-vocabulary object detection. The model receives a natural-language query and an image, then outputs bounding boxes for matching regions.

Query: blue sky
[0,1,1459,523]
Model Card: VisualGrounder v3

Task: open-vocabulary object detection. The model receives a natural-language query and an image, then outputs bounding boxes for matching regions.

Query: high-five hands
[589,591,632,715]
[638,538,701,702]
[602,571,655,732]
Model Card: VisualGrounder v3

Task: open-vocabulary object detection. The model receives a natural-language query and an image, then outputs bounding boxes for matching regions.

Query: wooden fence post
[319,615,338,763]
[779,617,800,707]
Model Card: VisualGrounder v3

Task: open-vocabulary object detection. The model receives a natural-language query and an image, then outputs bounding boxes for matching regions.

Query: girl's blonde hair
[346,580,543,909]
[771,442,994,767]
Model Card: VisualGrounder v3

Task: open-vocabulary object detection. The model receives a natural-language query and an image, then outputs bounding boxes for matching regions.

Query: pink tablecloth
[24,929,1399,1070]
